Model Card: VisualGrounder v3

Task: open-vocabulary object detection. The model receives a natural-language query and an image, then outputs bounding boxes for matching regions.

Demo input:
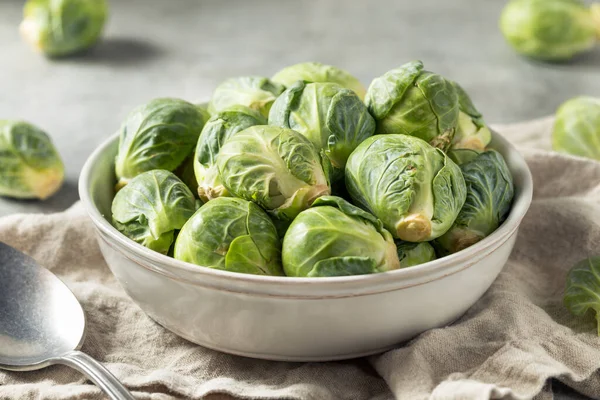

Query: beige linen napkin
[1,116,600,400]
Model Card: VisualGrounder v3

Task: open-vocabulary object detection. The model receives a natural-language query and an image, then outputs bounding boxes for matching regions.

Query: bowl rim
[78,130,533,289]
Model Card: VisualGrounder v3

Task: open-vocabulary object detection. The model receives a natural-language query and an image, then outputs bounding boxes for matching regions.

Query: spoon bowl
[0,241,134,399]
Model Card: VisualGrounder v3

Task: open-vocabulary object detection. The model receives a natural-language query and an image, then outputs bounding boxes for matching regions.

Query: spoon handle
[53,350,135,400]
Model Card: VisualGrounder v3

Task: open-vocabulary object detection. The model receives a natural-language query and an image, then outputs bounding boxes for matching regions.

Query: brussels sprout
[282,196,400,277]
[0,120,64,200]
[500,0,600,61]
[395,241,436,268]
[112,170,196,254]
[115,98,208,189]
[208,77,285,117]
[552,96,600,160]
[345,134,466,242]
[20,0,108,57]
[451,82,492,151]
[217,125,330,222]
[365,60,459,151]
[269,81,375,175]
[271,62,366,99]
[564,257,600,335]
[194,106,266,202]
[174,197,283,275]
[436,151,514,254]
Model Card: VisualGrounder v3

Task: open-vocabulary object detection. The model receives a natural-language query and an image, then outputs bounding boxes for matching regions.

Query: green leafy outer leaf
[271,62,366,99]
[269,81,375,174]
[500,0,597,61]
[216,125,330,222]
[552,96,600,160]
[111,170,197,254]
[0,120,64,199]
[435,150,514,253]
[364,60,459,151]
[174,197,283,276]
[450,81,492,151]
[448,148,481,166]
[194,105,266,202]
[395,241,436,268]
[345,134,466,242]
[115,98,208,186]
[208,76,285,117]
[282,195,400,277]
[564,257,600,335]
[20,0,108,57]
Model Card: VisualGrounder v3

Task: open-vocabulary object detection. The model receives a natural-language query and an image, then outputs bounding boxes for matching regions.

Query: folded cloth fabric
[1,116,600,400]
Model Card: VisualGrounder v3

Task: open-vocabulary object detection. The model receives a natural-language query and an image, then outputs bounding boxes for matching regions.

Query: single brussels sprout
[365,60,459,151]
[269,81,375,176]
[436,151,514,254]
[564,257,600,335]
[552,96,600,160]
[20,0,108,57]
[345,134,466,242]
[208,77,285,117]
[500,0,600,61]
[115,98,208,189]
[194,106,266,202]
[395,241,436,268]
[112,170,196,254]
[0,120,64,200]
[282,196,400,277]
[217,125,330,222]
[174,197,283,275]
[271,62,366,99]
[451,82,492,151]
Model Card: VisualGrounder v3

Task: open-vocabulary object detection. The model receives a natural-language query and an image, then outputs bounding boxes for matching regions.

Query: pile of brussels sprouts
[0,60,516,277]
[110,61,516,278]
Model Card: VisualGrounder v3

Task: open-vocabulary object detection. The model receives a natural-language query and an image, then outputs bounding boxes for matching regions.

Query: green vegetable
[194,105,266,202]
[451,81,491,151]
[114,98,208,189]
[345,134,466,242]
[0,121,64,200]
[436,151,514,253]
[364,60,459,151]
[395,241,436,268]
[174,155,199,199]
[268,81,375,177]
[208,77,285,117]
[282,196,400,277]
[111,170,197,254]
[448,148,481,166]
[20,0,108,57]
[500,0,600,61]
[552,96,600,160]
[174,197,283,275]
[272,62,366,99]
[217,125,330,222]
[564,257,600,335]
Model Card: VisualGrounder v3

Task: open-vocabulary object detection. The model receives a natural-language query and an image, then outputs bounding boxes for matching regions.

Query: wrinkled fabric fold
[1,115,600,400]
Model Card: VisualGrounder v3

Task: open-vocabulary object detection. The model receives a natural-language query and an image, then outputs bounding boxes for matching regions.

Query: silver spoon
[0,241,135,400]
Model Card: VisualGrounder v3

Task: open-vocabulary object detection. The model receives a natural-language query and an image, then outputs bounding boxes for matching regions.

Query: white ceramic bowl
[79,131,533,362]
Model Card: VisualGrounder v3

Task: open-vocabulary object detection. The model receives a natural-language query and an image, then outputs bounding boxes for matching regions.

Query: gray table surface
[0,0,597,398]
